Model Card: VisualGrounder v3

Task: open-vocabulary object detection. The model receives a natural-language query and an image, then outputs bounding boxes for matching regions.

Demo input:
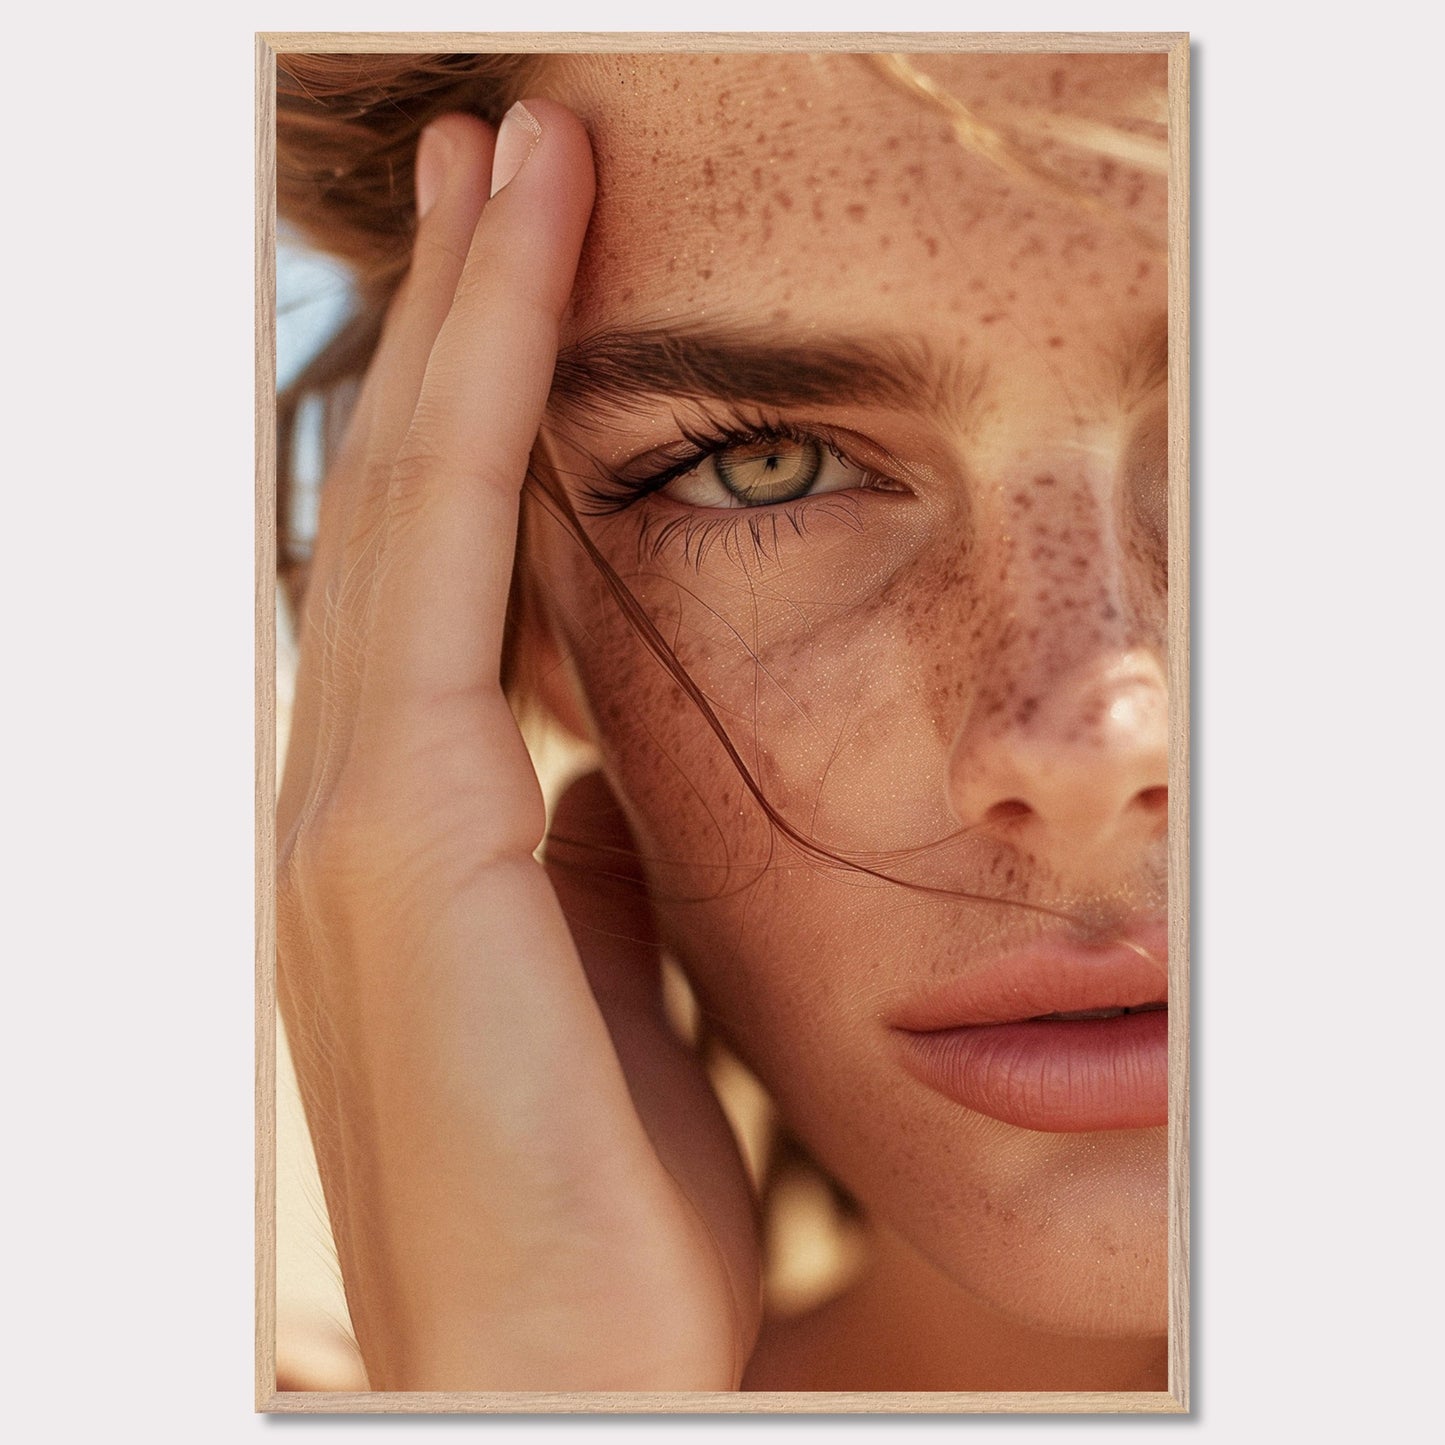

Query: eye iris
[715,439,823,503]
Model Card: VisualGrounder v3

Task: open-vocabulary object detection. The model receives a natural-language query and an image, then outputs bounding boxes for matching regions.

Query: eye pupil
[716,438,823,503]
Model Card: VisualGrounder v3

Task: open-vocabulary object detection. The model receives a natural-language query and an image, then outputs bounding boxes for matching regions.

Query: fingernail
[490,102,542,197]
[414,123,454,218]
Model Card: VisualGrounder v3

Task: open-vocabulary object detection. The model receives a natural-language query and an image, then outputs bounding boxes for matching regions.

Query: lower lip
[896,1009,1168,1132]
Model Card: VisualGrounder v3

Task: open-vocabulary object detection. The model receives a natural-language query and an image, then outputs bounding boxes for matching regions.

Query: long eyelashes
[632,493,867,568]
[572,407,890,514]
[551,407,890,569]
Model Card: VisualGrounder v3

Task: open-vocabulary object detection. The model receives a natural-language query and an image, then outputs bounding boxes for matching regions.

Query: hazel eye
[664,437,872,509]
[715,438,823,502]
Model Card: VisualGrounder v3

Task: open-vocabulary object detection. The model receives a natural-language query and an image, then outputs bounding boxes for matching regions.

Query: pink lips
[890,926,1170,1133]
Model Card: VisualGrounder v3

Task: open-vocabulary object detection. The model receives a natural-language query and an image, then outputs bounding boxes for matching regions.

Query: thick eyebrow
[548,326,988,427]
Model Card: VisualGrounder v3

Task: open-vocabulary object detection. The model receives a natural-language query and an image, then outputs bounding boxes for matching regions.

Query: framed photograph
[257,30,1190,1414]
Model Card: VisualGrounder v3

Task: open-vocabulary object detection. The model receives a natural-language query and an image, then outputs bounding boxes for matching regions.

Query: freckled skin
[528,54,1170,1342]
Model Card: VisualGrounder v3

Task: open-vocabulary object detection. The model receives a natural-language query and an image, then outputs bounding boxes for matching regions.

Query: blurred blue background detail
[277,230,356,556]
[278,227,354,388]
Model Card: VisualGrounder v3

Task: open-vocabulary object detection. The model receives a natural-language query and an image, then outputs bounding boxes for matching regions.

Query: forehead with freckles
[538,50,1167,423]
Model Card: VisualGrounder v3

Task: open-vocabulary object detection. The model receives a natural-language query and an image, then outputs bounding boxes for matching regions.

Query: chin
[899,1120,1171,1339]
[952,1225,1169,1339]
[776,1046,1173,1340]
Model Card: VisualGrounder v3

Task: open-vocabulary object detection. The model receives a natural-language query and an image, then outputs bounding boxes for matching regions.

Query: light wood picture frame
[257,29,1190,1415]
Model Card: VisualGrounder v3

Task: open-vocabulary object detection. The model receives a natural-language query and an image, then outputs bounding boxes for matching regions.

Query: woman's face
[529,52,1171,1335]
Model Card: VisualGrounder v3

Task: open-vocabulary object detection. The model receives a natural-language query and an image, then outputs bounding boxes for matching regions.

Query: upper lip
[887,918,1169,1031]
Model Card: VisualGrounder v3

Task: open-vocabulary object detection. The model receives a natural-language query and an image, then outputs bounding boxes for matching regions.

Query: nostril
[983,799,1032,825]
[1137,786,1168,814]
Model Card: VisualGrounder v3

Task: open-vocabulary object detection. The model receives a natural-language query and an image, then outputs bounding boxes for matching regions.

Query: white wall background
[5,2,1440,1440]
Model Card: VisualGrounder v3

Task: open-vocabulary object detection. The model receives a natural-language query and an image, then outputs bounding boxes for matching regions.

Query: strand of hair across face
[523,460,1106,932]
[863,54,1166,257]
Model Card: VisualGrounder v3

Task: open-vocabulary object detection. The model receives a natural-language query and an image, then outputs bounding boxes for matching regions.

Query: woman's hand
[276,103,761,1391]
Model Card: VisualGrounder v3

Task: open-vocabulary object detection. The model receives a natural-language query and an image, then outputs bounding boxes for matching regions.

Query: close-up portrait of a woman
[265,36,1187,1406]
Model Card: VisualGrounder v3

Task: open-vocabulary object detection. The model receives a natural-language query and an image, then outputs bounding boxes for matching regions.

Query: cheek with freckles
[531,432,1166,889]
[532,489,958,867]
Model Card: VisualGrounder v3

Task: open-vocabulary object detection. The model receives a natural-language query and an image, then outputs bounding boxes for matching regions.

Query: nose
[947,648,1168,858]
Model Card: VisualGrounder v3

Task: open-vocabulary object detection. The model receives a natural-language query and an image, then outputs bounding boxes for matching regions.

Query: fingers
[279,114,498,840]
[332,114,498,556]
[272,106,761,1388]
[357,99,595,724]
[282,102,594,847]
